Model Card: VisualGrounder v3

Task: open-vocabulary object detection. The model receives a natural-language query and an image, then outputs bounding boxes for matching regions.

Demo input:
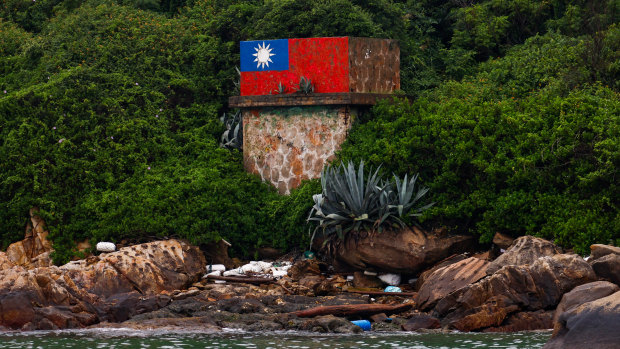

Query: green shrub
[338,84,619,254]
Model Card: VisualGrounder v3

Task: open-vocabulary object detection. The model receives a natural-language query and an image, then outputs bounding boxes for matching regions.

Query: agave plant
[220,110,243,150]
[298,76,314,94]
[308,161,433,250]
[272,82,286,94]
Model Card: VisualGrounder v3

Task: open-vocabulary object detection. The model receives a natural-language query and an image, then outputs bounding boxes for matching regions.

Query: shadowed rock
[492,232,514,250]
[401,313,440,331]
[483,310,554,332]
[544,291,620,349]
[551,281,619,335]
[591,254,620,285]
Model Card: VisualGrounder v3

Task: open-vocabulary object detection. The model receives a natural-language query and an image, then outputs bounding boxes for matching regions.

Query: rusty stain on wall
[243,106,355,194]
[348,37,400,93]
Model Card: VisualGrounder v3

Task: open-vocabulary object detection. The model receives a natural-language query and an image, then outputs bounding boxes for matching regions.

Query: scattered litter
[384,286,402,293]
[351,320,371,331]
[206,264,226,273]
[378,273,401,286]
[214,280,226,284]
[223,269,244,277]
[346,275,354,282]
[208,261,292,279]
[204,270,222,277]
[363,270,378,276]
[96,242,116,252]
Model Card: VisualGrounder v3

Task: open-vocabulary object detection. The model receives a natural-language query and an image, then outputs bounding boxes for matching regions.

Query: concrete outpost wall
[230,37,400,194]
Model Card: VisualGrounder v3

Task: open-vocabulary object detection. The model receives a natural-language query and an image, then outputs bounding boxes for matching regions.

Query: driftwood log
[291,303,413,318]
[205,275,275,284]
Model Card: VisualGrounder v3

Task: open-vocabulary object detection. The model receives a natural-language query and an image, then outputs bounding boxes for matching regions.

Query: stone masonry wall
[243,106,354,194]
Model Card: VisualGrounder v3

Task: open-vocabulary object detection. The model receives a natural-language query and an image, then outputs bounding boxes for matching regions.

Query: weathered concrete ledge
[229,93,397,108]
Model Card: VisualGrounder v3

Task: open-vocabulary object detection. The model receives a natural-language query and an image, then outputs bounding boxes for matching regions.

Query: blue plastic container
[384,286,402,293]
[351,320,371,331]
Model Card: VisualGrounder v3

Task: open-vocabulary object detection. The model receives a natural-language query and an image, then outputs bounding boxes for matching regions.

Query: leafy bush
[338,83,619,254]
[308,161,433,251]
[1,0,619,262]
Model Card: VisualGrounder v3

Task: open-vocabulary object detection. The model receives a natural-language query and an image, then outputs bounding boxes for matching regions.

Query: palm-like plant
[308,161,434,251]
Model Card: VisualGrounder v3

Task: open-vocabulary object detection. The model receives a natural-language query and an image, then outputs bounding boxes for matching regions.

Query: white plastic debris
[206,264,226,273]
[223,269,244,277]
[346,275,354,282]
[271,269,289,278]
[241,263,264,274]
[214,280,226,284]
[363,270,378,276]
[96,242,116,252]
[250,261,274,272]
[378,273,401,286]
[270,264,291,278]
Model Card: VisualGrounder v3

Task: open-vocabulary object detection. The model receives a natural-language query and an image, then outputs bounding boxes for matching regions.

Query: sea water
[0,328,551,348]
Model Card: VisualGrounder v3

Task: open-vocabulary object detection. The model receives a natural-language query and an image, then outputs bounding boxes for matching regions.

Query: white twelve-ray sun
[253,42,275,69]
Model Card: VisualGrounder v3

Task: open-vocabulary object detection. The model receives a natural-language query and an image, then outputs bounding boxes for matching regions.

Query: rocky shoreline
[0,214,619,348]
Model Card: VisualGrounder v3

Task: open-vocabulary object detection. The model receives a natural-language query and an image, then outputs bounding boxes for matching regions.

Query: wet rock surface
[401,313,440,331]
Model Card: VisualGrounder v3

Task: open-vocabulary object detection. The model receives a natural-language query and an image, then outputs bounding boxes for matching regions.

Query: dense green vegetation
[1,0,618,262]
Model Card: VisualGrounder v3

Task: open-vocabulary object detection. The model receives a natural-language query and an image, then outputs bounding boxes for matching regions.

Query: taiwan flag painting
[239,37,350,96]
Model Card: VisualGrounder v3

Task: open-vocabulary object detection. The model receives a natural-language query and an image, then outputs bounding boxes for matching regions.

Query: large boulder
[0,239,205,330]
[492,232,514,250]
[591,254,620,285]
[551,281,619,334]
[416,257,489,311]
[544,290,620,349]
[589,244,620,260]
[486,235,561,275]
[5,208,53,269]
[413,254,469,291]
[331,227,475,274]
[434,254,596,332]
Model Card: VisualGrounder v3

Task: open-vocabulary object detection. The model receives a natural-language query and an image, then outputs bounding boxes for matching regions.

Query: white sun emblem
[253,42,275,69]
